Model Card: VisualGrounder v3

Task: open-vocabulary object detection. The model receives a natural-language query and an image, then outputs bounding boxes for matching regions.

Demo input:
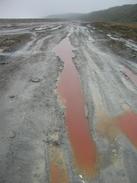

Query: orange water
[55,38,97,175]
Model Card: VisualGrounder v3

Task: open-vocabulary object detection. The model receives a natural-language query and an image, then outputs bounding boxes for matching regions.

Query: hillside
[47,13,84,20]
[83,4,137,23]
[47,4,137,23]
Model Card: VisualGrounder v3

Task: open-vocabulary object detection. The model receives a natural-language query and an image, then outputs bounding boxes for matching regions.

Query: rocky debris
[46,130,61,146]
[84,105,88,118]
[0,61,8,65]
[120,71,129,80]
[59,66,63,71]
[56,56,64,72]
[0,55,9,65]
[131,54,136,58]
[29,77,41,83]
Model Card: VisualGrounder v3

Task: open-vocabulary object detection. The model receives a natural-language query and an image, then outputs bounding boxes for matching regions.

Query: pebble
[30,77,41,83]
[9,131,16,138]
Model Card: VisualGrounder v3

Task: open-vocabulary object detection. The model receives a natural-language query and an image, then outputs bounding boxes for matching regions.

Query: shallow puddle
[55,37,97,176]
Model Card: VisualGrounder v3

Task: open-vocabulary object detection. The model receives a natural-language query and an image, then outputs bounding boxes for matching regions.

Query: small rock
[79,175,83,179]
[9,95,16,99]
[30,77,41,83]
[59,66,63,71]
[0,49,3,52]
[9,131,16,138]
[72,55,76,59]
[112,149,117,154]
[0,61,8,65]
[84,106,88,118]
[131,54,136,58]
[33,173,40,178]
[48,132,60,146]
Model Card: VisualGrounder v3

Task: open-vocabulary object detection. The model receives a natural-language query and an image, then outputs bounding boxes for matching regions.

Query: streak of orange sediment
[117,111,137,147]
[50,145,69,183]
[50,161,69,183]
[96,108,137,148]
[91,68,137,147]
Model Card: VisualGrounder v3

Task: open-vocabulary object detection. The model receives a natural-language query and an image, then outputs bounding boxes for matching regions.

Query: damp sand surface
[0,21,137,183]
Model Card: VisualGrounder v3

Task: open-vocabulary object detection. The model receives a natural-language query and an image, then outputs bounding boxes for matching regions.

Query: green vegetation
[46,4,137,24]
[0,33,31,52]
[91,22,137,41]
[83,4,137,23]
[86,22,137,61]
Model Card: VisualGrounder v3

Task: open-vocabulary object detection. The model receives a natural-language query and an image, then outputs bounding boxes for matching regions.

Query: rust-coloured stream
[55,37,97,176]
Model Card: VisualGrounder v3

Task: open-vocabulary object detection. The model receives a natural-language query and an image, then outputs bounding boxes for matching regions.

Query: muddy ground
[0,21,137,183]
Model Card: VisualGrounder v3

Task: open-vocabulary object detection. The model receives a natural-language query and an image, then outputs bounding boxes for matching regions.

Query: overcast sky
[0,0,136,18]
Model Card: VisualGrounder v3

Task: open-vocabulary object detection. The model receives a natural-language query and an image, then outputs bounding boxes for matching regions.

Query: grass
[90,22,137,42]
[0,33,31,52]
